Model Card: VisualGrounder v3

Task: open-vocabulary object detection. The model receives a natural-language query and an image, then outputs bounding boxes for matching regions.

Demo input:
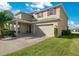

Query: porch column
[12,23,14,30]
[15,21,18,36]
[8,23,10,30]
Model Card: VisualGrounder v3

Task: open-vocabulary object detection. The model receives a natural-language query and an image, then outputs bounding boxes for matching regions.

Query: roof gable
[15,11,32,16]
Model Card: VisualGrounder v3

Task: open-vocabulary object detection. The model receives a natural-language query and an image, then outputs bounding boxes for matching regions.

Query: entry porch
[7,19,35,36]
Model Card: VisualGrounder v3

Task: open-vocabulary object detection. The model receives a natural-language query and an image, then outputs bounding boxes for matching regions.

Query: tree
[0,10,14,37]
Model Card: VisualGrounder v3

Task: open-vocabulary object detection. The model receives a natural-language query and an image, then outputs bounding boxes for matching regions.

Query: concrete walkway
[0,36,47,55]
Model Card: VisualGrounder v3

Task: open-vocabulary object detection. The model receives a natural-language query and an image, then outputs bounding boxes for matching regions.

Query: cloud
[26,4,30,6]
[68,20,74,25]
[0,2,12,10]
[32,2,53,9]
[32,2,53,8]
[68,20,79,29]
[25,2,53,11]
[30,4,35,7]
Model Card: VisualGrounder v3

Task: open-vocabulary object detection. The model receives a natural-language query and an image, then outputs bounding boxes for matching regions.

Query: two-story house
[8,4,68,37]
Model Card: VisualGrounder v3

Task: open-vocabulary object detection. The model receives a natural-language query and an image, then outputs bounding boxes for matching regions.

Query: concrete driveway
[0,36,47,55]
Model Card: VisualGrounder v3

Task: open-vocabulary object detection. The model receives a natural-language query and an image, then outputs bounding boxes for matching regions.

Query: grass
[5,34,79,56]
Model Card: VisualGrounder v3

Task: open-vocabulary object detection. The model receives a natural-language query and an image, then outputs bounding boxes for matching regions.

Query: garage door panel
[35,24,54,37]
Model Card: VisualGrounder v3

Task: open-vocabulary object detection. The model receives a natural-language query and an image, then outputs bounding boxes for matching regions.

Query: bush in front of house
[3,29,16,37]
[61,30,72,39]
[62,30,71,36]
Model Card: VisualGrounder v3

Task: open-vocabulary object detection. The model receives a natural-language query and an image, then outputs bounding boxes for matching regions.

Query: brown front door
[28,24,31,33]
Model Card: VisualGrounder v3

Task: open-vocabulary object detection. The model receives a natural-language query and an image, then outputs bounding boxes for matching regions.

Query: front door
[28,24,31,33]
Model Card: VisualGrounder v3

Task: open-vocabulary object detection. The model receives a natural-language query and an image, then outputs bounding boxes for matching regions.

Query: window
[48,9,53,16]
[37,12,43,18]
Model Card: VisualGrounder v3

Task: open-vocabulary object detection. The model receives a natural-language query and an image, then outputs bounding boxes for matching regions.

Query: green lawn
[5,35,79,56]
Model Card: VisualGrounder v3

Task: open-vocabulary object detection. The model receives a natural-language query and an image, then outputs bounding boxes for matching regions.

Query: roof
[15,11,33,16]
[9,16,60,24]
[34,16,60,23]
[14,3,68,21]
[15,11,35,19]
[30,3,68,19]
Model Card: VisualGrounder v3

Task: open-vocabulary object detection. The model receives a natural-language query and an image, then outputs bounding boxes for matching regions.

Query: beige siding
[21,13,33,21]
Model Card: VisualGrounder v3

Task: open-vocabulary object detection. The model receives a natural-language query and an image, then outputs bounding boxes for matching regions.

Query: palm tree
[0,10,14,37]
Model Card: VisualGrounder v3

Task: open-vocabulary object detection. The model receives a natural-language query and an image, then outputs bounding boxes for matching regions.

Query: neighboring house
[8,4,68,37]
[71,28,79,34]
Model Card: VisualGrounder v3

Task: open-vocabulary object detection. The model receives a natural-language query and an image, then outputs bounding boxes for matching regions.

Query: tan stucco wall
[57,7,68,36]
[60,7,68,30]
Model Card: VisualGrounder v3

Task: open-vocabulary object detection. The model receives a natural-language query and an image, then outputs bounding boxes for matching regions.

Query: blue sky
[0,2,79,29]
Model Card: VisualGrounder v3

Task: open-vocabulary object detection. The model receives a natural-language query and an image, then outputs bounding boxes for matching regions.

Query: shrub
[3,30,16,37]
[62,30,71,36]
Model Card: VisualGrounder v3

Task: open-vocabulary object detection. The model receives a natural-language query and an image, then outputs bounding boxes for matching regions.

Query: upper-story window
[48,9,53,16]
[37,12,43,18]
